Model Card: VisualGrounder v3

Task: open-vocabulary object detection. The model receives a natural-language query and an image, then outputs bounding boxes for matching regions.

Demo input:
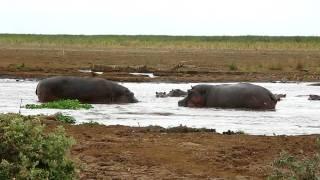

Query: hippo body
[178,83,277,110]
[36,76,138,104]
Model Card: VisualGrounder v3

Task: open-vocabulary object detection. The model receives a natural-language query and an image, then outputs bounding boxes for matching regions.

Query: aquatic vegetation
[53,112,76,124]
[81,120,101,127]
[143,124,216,133]
[25,99,93,110]
[0,113,77,179]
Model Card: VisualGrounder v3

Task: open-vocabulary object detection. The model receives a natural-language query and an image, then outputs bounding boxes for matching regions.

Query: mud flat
[1,47,320,82]
[53,123,317,179]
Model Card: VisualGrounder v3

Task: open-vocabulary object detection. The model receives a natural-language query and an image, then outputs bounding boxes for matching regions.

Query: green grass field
[1,34,320,50]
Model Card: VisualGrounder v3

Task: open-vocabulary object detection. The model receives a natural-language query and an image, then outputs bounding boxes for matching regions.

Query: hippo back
[206,83,276,109]
[36,76,137,104]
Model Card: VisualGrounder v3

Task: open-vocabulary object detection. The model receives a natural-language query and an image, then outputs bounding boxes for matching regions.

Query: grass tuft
[228,63,238,71]
[53,113,76,124]
[268,137,320,180]
[296,61,305,71]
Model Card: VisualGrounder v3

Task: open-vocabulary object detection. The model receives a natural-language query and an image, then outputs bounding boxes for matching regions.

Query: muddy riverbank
[50,122,317,179]
[1,47,320,82]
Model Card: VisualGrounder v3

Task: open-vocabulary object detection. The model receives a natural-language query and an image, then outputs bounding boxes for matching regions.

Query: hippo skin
[36,76,138,104]
[178,83,277,110]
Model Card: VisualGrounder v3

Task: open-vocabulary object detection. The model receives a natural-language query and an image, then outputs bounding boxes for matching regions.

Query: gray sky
[1,0,319,36]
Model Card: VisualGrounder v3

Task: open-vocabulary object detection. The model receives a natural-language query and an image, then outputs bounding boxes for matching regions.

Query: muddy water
[0,79,320,135]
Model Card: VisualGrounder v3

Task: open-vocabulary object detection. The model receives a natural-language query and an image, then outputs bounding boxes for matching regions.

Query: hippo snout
[132,97,138,103]
[178,98,187,107]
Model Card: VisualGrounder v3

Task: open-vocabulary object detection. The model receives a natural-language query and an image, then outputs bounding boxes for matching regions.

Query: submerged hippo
[36,76,138,104]
[178,83,277,110]
[308,95,320,100]
[156,89,187,98]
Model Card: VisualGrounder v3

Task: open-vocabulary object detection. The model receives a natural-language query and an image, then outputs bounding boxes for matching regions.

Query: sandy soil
[50,123,317,179]
[1,47,320,82]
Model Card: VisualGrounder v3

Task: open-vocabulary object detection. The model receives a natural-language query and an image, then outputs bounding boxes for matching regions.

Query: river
[0,79,319,135]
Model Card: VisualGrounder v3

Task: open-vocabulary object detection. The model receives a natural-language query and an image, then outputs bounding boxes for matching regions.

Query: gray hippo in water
[308,95,320,100]
[156,89,187,98]
[36,76,138,104]
[178,83,277,110]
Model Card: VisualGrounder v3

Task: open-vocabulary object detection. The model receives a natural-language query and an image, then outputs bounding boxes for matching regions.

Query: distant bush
[0,113,77,179]
[295,61,304,71]
[228,63,238,71]
[81,120,101,127]
[222,130,246,135]
[268,63,283,71]
[268,137,320,180]
[26,99,93,110]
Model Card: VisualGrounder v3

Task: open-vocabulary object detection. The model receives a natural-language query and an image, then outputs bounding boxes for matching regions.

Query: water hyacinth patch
[25,99,93,110]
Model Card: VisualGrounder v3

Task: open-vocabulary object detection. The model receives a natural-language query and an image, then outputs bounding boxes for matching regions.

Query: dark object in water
[308,83,320,86]
[156,89,187,98]
[274,94,286,101]
[308,95,320,100]
[178,83,277,110]
[36,76,138,104]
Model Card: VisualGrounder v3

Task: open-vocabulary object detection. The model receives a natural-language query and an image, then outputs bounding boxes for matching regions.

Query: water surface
[1,79,319,135]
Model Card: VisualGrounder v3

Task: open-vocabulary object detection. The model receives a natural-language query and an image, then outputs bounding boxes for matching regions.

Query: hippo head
[114,88,138,103]
[156,92,167,98]
[178,86,206,107]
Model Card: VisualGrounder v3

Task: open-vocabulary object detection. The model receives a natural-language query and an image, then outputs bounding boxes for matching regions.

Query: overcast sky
[1,0,319,36]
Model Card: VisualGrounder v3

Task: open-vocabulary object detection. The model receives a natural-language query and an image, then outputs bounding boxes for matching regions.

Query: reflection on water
[0,79,320,135]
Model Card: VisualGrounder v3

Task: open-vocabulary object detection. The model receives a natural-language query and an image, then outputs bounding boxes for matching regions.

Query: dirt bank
[53,123,317,179]
[1,47,320,82]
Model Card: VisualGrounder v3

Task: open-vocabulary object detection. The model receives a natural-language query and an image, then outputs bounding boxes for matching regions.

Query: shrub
[269,63,283,71]
[54,113,76,124]
[0,113,77,179]
[81,120,101,127]
[228,63,238,71]
[25,99,93,110]
[296,61,304,71]
[268,137,320,180]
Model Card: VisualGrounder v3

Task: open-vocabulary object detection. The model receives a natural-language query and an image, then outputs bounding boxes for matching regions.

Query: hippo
[156,89,187,98]
[156,92,167,98]
[36,76,138,104]
[167,89,187,97]
[178,83,277,110]
[308,83,320,86]
[308,95,320,100]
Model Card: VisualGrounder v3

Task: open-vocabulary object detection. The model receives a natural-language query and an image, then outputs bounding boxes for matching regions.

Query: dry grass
[1,34,320,50]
